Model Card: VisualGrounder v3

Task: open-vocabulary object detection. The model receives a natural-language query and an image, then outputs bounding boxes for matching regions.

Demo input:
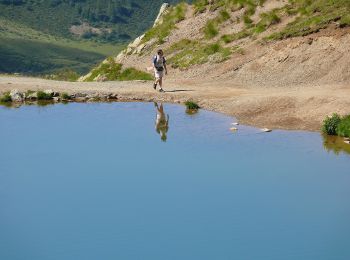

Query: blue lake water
[0,102,349,260]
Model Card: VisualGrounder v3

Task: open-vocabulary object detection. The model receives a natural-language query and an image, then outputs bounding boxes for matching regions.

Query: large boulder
[10,89,23,102]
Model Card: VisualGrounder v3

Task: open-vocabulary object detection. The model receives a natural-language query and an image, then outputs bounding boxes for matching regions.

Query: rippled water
[0,102,349,260]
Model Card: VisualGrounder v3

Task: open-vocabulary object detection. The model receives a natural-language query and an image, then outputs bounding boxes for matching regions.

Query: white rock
[230,127,238,131]
[344,140,350,145]
[231,122,239,126]
[153,3,171,27]
[10,89,23,102]
[261,128,272,132]
[44,89,54,96]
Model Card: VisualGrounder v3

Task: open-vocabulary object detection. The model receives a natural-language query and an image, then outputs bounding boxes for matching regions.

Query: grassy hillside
[0,0,187,75]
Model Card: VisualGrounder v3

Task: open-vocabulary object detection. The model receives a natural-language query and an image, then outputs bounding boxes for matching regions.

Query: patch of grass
[337,115,350,138]
[232,45,245,55]
[204,20,219,39]
[85,57,152,82]
[193,0,209,14]
[221,30,252,43]
[37,91,53,100]
[119,68,153,81]
[168,40,231,69]
[44,69,80,82]
[142,3,187,44]
[253,10,281,33]
[267,0,350,40]
[0,92,11,103]
[185,100,200,110]
[340,14,350,27]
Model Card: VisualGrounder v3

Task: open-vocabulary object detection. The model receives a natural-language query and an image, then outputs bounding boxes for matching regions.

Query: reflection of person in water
[155,103,169,142]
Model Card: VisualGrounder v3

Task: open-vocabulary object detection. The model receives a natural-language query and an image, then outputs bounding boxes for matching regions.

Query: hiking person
[153,49,167,92]
[154,102,169,142]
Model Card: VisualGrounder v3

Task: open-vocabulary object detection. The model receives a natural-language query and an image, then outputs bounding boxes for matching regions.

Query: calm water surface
[0,102,349,260]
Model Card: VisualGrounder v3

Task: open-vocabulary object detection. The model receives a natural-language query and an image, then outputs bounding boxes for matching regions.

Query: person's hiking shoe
[153,83,157,90]
[159,89,165,93]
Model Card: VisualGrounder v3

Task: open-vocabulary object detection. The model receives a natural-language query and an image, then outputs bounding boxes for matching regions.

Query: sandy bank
[1,75,350,131]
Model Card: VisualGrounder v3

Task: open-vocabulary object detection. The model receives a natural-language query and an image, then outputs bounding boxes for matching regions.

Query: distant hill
[0,0,187,75]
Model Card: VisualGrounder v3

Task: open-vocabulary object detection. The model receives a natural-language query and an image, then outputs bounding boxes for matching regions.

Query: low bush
[60,93,71,100]
[185,101,200,110]
[322,113,341,135]
[0,92,11,103]
[37,91,53,100]
[337,115,350,137]
[322,113,350,137]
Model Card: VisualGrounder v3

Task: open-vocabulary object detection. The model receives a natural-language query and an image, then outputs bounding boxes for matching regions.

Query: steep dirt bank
[1,76,350,131]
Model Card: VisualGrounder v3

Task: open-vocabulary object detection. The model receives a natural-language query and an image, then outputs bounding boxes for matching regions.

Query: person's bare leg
[159,78,164,92]
[153,78,159,90]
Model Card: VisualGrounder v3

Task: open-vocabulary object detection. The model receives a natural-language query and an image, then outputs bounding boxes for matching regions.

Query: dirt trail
[1,75,350,131]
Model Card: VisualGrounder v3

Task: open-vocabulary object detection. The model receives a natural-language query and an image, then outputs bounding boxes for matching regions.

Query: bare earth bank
[1,76,350,131]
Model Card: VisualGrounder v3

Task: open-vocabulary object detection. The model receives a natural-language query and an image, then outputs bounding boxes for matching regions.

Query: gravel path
[1,75,350,131]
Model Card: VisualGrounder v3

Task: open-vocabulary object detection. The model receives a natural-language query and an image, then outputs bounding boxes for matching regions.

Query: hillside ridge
[84,0,350,87]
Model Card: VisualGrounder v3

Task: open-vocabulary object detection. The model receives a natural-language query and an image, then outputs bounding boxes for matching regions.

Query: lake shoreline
[1,75,350,132]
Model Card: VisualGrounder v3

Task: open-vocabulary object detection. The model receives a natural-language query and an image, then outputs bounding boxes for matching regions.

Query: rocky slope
[83,0,350,87]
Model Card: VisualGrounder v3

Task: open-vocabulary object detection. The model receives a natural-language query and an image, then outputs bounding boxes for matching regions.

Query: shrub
[322,113,341,135]
[185,101,200,110]
[337,115,350,137]
[37,91,53,100]
[0,92,11,103]
[61,92,71,100]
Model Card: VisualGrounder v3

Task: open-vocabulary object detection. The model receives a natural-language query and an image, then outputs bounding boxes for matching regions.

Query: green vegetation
[0,37,108,75]
[204,21,219,39]
[0,0,187,75]
[194,0,266,14]
[168,40,231,69]
[221,30,252,43]
[0,92,11,103]
[337,115,350,138]
[203,9,231,39]
[60,93,71,100]
[322,113,350,137]
[37,91,53,101]
[185,100,200,110]
[44,69,80,82]
[85,58,153,82]
[267,0,350,40]
[142,3,187,44]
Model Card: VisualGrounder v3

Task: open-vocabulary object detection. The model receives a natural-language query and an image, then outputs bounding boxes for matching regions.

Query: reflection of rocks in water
[323,134,350,155]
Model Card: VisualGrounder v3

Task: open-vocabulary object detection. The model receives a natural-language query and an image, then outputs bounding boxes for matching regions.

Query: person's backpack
[153,56,166,71]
